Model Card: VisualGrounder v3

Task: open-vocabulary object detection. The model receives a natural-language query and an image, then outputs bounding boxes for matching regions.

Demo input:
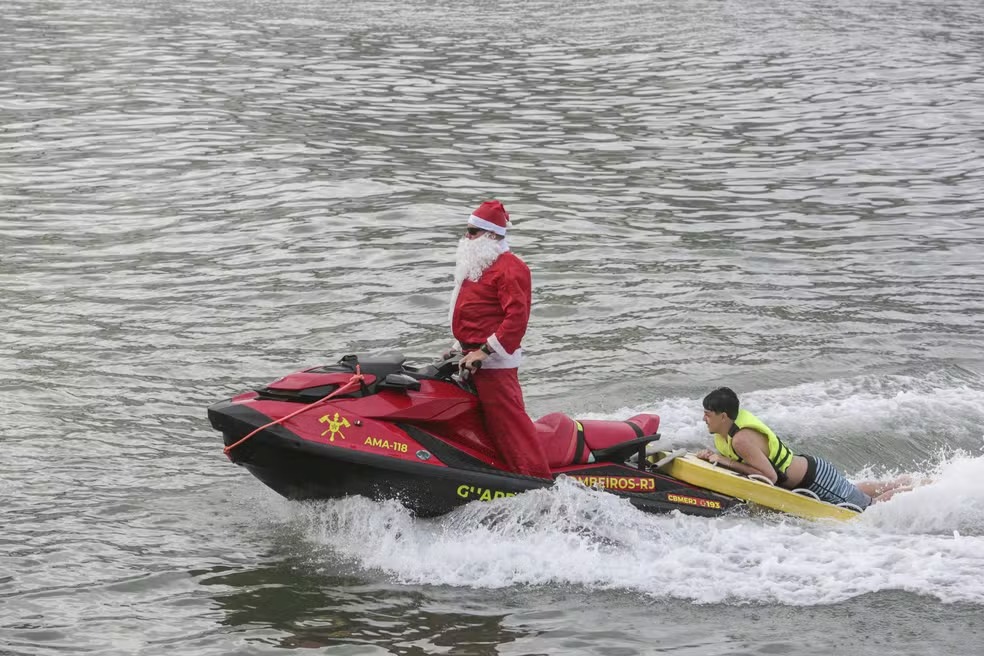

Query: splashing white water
[246,371,984,606]
[862,452,984,534]
[268,454,984,606]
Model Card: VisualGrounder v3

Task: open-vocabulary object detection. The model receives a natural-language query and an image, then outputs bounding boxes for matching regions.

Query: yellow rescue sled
[654,452,861,521]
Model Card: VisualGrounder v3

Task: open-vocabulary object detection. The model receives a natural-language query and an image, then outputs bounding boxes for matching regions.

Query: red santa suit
[451,203,552,480]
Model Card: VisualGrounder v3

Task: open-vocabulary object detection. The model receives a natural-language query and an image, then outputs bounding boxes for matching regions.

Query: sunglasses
[466,227,486,236]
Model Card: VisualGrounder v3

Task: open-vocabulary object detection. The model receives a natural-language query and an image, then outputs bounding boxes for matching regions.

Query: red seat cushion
[534,412,581,468]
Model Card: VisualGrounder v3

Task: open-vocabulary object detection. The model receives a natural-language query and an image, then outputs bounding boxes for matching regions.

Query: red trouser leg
[472,367,552,480]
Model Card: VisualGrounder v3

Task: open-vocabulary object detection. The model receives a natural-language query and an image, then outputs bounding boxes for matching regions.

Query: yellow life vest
[713,409,795,477]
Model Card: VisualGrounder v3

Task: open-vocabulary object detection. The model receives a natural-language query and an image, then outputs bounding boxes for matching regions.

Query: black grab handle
[591,433,661,466]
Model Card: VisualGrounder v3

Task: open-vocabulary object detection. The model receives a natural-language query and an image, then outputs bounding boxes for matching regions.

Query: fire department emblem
[318,412,351,442]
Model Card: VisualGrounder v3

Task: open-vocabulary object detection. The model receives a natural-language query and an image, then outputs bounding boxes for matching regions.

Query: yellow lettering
[363,436,410,453]
[454,485,515,502]
[667,494,722,509]
[572,476,658,492]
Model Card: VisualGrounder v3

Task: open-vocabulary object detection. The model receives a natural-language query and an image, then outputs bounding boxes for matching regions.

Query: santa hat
[468,200,513,236]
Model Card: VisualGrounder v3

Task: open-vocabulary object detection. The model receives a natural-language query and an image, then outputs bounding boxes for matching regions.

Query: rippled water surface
[3,0,984,654]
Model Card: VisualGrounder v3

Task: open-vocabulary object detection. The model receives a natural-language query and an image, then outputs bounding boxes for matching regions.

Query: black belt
[461,342,484,350]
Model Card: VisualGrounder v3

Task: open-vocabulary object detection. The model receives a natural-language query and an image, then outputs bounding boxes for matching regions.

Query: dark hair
[703,387,739,420]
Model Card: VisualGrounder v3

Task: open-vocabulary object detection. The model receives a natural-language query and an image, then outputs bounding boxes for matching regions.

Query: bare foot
[856,475,932,502]
[871,486,913,504]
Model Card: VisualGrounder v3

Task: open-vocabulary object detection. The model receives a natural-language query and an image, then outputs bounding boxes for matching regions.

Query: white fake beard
[454,234,504,284]
[449,234,508,326]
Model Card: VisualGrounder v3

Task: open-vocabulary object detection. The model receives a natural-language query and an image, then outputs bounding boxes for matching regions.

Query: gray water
[3,0,984,654]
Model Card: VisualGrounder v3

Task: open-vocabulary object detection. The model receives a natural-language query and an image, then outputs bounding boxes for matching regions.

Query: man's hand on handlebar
[459,349,488,373]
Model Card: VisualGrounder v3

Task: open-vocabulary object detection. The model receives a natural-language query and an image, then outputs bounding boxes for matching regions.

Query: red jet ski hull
[208,353,738,518]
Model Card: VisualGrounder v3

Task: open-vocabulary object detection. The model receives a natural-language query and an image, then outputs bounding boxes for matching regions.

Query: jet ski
[208,352,739,518]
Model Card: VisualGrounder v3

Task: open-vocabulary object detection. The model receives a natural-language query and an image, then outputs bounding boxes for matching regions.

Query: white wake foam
[248,370,984,606]
[270,456,984,606]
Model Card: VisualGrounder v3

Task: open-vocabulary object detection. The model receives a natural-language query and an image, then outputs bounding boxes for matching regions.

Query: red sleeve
[491,258,531,354]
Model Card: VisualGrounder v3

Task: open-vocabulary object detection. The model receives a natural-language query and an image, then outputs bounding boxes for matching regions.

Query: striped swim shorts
[801,455,872,511]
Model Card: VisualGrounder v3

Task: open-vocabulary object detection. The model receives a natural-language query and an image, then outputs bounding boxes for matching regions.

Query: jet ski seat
[536,412,662,468]
[536,413,588,467]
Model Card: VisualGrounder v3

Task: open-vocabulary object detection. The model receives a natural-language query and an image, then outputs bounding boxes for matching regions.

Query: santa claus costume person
[452,200,552,480]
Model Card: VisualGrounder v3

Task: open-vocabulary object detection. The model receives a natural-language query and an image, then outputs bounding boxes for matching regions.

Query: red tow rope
[223,367,365,457]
